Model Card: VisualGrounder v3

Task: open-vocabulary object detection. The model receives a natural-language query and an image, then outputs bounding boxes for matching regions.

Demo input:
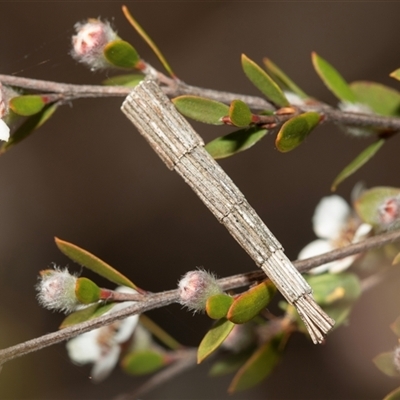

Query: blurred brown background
[0,2,400,399]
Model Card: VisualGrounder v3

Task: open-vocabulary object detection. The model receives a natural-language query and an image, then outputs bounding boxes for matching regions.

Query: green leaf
[172,95,229,125]
[312,52,357,103]
[197,318,235,363]
[354,186,400,227]
[209,348,254,376]
[206,293,234,319]
[323,303,353,330]
[384,386,400,400]
[227,281,276,324]
[275,111,321,152]
[306,272,362,306]
[229,100,252,127]
[59,302,115,329]
[263,58,308,99]
[103,40,140,69]
[228,335,283,393]
[122,5,175,78]
[205,127,267,159]
[122,350,166,375]
[55,237,138,290]
[390,68,400,82]
[9,95,46,116]
[391,316,400,338]
[331,139,385,191]
[393,253,400,266]
[75,277,101,304]
[350,81,400,116]
[241,54,289,107]
[373,351,399,377]
[102,73,144,87]
[0,104,57,154]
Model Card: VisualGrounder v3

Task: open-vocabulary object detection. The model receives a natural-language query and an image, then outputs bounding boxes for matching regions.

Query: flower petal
[0,119,10,142]
[353,223,372,243]
[328,255,357,274]
[313,195,350,240]
[91,345,121,382]
[66,329,101,364]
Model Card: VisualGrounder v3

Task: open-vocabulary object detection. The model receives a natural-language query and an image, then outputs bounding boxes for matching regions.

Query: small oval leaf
[59,302,116,329]
[373,351,400,377]
[312,52,357,103]
[263,58,308,99]
[206,293,234,319]
[55,237,138,290]
[393,253,400,266]
[75,277,101,304]
[384,386,400,400]
[0,104,57,154]
[103,40,140,69]
[306,272,361,306]
[331,139,385,191]
[275,111,320,152]
[122,350,166,375]
[241,54,289,107]
[350,81,400,116]
[205,127,267,159]
[102,73,144,87]
[227,281,276,324]
[229,100,252,127]
[390,69,400,82]
[390,316,400,338]
[9,95,46,116]
[172,95,229,125]
[209,348,254,376]
[228,335,283,393]
[197,318,235,363]
[354,186,400,227]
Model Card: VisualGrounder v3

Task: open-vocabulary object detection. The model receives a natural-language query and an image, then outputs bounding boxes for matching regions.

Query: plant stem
[0,229,399,366]
[2,73,400,130]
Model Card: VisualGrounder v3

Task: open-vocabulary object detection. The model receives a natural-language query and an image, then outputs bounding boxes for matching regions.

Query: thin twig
[114,348,198,400]
[2,73,400,130]
[0,229,399,367]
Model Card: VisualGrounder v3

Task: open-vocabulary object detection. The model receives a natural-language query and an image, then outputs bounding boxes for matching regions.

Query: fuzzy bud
[178,269,223,312]
[71,19,118,71]
[36,267,81,313]
[378,196,400,231]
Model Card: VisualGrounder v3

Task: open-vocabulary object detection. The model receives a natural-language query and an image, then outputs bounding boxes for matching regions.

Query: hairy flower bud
[178,269,223,312]
[71,19,118,70]
[378,196,400,231]
[36,267,81,313]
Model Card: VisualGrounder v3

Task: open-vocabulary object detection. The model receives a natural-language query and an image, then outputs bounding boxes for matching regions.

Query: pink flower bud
[36,267,81,313]
[378,196,400,230]
[178,269,223,312]
[71,19,118,71]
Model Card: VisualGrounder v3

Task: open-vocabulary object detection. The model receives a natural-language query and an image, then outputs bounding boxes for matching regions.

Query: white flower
[0,83,10,142]
[0,119,10,142]
[298,195,372,274]
[66,286,139,382]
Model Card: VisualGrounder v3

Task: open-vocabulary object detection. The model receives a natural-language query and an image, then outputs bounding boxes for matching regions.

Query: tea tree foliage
[0,4,400,400]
